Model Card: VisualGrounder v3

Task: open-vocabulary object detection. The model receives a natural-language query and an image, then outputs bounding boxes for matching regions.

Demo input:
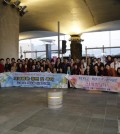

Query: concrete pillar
[0,3,19,59]
[46,44,51,60]
[70,35,82,60]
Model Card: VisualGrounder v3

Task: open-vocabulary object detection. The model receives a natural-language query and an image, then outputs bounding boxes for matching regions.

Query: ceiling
[19,31,64,40]
[19,0,120,39]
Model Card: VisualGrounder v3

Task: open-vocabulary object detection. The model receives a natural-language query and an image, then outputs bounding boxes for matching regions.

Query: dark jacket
[71,68,79,75]
[5,63,11,72]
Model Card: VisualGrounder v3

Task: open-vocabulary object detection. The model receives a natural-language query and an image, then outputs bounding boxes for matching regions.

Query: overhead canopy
[20,0,120,39]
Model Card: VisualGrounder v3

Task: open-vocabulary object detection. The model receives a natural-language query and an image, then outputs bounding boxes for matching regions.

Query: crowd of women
[0,56,120,77]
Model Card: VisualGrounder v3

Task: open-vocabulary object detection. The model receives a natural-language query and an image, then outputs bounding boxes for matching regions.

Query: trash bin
[48,89,63,109]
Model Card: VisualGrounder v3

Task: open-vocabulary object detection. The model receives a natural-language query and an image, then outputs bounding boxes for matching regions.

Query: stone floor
[0,88,120,134]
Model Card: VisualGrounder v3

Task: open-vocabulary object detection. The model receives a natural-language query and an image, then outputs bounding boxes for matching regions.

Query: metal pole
[36,51,37,59]
[85,46,87,65]
[103,45,104,54]
[58,21,60,57]
[62,35,65,61]
[109,31,111,55]
[24,52,26,58]
[83,46,120,49]
[62,53,63,62]
[102,45,105,63]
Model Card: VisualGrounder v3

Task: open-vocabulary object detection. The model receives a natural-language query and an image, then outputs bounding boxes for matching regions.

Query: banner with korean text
[0,72,13,87]
[0,73,120,92]
[66,75,120,92]
[0,72,68,88]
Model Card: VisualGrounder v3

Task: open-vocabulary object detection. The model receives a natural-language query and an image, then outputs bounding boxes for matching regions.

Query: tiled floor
[0,88,120,134]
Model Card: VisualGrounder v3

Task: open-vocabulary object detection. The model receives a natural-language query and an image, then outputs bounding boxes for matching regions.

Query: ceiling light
[2,0,28,17]
[3,0,11,5]
[19,6,28,16]
[19,10,28,16]
[11,0,21,8]
[19,6,27,12]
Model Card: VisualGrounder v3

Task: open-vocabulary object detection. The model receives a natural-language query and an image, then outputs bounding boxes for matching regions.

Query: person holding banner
[99,65,107,76]
[105,64,116,76]
[78,64,85,75]
[36,61,41,72]
[17,63,23,72]
[55,58,62,72]
[52,67,57,73]
[27,58,33,72]
[110,58,120,71]
[71,64,79,75]
[0,59,4,73]
[42,60,48,71]
[11,62,17,72]
[46,67,52,73]
[67,66,71,75]
[92,65,100,76]
[5,58,11,72]
[84,65,91,75]
[40,66,45,72]
[31,65,37,72]
[70,59,75,70]
[57,68,63,73]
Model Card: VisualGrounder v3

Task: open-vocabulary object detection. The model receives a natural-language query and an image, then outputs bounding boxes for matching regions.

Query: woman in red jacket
[105,64,116,77]
[0,58,4,73]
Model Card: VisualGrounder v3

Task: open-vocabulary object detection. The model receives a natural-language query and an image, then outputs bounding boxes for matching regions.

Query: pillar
[0,3,19,59]
[46,44,51,60]
[70,35,82,60]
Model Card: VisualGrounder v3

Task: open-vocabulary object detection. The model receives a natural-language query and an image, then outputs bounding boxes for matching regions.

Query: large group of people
[0,56,120,77]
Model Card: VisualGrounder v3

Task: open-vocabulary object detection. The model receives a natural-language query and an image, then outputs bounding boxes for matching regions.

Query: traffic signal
[62,40,66,54]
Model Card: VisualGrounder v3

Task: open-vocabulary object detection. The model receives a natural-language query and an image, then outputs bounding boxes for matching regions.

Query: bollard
[48,89,63,109]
